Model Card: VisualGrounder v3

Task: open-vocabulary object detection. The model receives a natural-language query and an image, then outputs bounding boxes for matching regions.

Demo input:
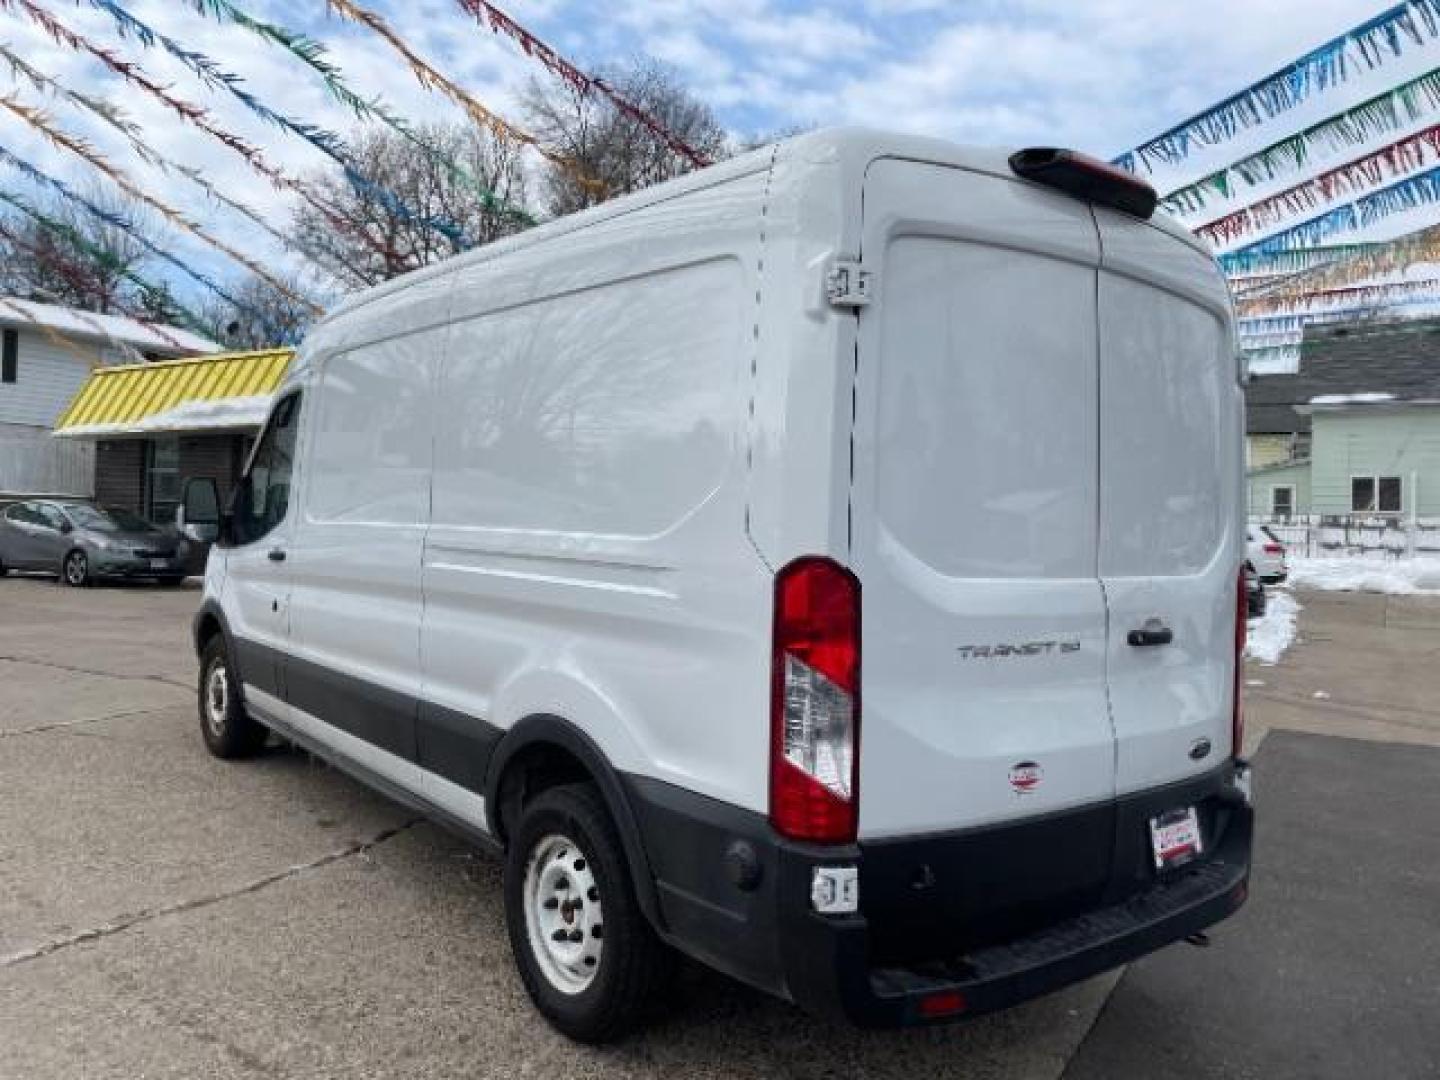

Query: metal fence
[1250,514,1440,558]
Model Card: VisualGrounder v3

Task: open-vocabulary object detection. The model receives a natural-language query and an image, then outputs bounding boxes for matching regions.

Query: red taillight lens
[770,557,860,844]
[1263,543,1284,556]
[1234,568,1247,758]
[919,990,967,1019]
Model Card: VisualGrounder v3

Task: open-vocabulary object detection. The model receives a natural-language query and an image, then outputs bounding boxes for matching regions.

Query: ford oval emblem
[1189,737,1213,761]
[1008,761,1042,794]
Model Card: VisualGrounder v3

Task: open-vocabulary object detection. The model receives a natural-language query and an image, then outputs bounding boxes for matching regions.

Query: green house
[1245,320,1440,519]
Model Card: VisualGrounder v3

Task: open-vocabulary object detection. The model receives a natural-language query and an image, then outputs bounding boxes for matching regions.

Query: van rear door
[850,158,1116,838]
[1093,209,1242,793]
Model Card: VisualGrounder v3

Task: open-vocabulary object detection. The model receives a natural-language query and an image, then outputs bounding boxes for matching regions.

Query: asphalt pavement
[0,576,1436,1078]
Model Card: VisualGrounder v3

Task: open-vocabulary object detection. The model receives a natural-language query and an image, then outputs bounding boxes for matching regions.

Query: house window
[145,437,181,526]
[1351,475,1403,514]
[2,328,16,383]
[1271,485,1295,519]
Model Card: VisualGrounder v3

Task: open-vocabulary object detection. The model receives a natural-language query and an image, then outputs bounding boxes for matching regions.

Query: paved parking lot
[1,577,1437,1078]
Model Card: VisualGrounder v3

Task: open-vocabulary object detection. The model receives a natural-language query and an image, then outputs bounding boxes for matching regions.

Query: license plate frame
[1149,805,1203,872]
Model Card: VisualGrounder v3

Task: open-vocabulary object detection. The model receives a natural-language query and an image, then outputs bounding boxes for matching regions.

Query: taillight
[770,557,860,844]
[1263,543,1284,556]
[1233,568,1247,759]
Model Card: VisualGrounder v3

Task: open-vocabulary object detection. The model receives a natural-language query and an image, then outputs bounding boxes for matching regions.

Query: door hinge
[825,259,873,308]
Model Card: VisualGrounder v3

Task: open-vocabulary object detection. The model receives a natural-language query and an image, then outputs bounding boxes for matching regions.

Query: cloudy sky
[2,0,1437,309]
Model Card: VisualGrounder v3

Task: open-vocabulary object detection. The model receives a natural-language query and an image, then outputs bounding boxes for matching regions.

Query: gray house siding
[1310,409,1440,516]
[0,329,104,497]
[0,330,103,427]
[0,422,94,498]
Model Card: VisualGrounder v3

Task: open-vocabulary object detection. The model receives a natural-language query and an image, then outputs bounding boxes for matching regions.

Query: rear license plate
[150,559,168,570]
[1150,806,1203,871]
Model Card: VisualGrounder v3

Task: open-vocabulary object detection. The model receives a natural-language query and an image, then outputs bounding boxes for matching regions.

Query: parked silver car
[0,501,186,586]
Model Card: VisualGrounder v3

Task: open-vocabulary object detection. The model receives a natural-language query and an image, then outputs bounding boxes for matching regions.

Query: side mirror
[178,477,221,544]
[59,521,73,535]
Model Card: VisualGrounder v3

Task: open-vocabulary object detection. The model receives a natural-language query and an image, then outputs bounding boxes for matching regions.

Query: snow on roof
[1307,392,1396,405]
[0,296,218,356]
[56,395,274,438]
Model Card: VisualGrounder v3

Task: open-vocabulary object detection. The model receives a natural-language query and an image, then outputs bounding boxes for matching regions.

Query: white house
[0,298,216,499]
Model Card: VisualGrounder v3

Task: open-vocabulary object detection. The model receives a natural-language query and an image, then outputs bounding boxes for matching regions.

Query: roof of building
[1246,318,1440,434]
[52,349,293,439]
[0,297,218,357]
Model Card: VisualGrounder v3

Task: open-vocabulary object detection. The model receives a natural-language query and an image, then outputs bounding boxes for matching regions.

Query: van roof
[321,127,1209,328]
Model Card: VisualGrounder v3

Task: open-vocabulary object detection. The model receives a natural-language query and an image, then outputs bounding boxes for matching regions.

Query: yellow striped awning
[53,348,294,438]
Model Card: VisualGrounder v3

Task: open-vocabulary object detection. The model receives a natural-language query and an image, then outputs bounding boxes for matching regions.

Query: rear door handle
[1127,623,1173,647]
[267,548,287,563]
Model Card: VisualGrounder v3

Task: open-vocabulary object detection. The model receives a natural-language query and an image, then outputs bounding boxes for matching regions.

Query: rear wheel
[198,635,268,759]
[504,783,673,1043]
[62,550,90,587]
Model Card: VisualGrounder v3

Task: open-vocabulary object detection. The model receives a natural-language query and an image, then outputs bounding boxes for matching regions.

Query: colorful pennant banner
[1197,124,1440,246]
[0,141,289,340]
[1162,67,1440,217]
[78,0,471,248]
[1117,1,1440,174]
[1237,277,1440,319]
[4,0,395,276]
[0,44,312,271]
[454,0,710,168]
[0,186,220,340]
[0,216,195,352]
[324,0,606,196]
[181,0,533,227]
[0,94,323,319]
[1218,165,1440,263]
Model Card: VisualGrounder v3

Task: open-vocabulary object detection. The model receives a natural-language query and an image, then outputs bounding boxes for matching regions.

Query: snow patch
[1307,392,1395,405]
[1246,589,1300,666]
[1289,556,1440,595]
[57,395,274,438]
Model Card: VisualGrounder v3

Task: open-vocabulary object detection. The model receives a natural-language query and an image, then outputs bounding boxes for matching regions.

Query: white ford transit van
[181,129,1253,1043]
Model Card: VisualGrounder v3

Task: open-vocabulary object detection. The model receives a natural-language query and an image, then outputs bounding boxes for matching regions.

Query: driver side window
[35,505,65,531]
[233,392,302,546]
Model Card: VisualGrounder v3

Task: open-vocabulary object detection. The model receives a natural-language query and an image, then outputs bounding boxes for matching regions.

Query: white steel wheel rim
[523,832,604,995]
[204,661,229,739]
[65,553,85,584]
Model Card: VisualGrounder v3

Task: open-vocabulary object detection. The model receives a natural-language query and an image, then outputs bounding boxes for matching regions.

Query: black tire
[197,635,268,759]
[503,783,674,1043]
[62,549,90,588]
[0,557,7,577]
[158,576,187,587]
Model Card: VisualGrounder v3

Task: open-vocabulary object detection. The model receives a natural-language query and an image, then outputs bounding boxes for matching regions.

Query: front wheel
[503,783,673,1043]
[198,635,268,759]
[62,549,90,587]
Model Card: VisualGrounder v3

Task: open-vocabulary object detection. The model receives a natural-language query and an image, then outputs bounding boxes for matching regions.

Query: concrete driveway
[0,577,1436,1078]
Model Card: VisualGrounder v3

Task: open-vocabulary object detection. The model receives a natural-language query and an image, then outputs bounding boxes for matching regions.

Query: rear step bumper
[811,812,1250,1025]
[625,764,1252,1028]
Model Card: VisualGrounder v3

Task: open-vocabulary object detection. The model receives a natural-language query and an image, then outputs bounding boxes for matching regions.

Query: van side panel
[284,325,446,763]
[421,174,776,815]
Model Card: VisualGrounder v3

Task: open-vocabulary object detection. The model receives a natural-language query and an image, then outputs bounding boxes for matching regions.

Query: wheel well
[194,612,223,656]
[493,741,594,846]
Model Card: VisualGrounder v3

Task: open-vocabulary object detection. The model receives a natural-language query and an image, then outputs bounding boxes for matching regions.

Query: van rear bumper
[624,765,1252,1027]
[774,802,1251,1026]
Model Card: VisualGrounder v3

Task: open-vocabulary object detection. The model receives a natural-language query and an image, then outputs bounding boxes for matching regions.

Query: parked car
[0,500,186,586]
[1245,563,1266,618]
[179,130,1253,1042]
[1246,525,1288,583]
